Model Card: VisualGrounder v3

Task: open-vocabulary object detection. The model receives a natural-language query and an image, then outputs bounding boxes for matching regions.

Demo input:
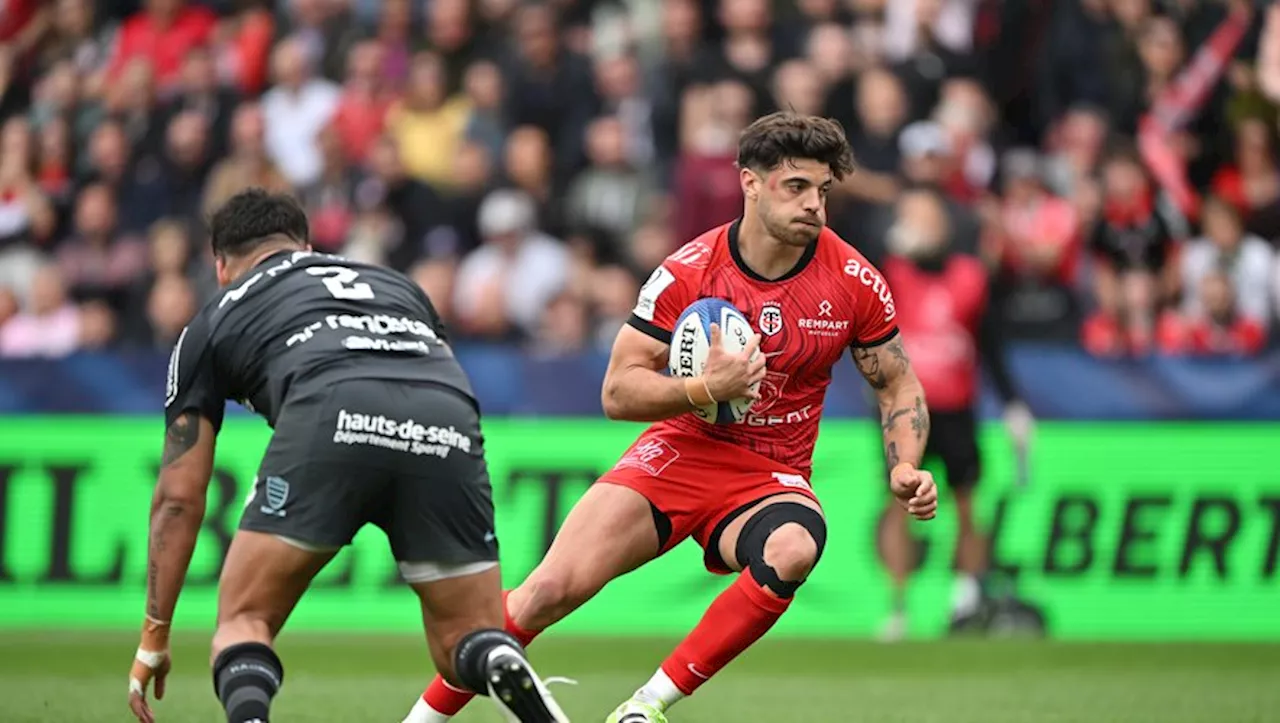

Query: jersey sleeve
[845,254,900,347]
[163,313,226,432]
[626,262,696,345]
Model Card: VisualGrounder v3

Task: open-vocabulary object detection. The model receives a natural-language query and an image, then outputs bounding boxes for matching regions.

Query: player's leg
[408,481,665,722]
[212,395,371,723]
[944,409,986,629]
[211,531,338,723]
[614,490,825,719]
[876,499,913,641]
[407,562,568,723]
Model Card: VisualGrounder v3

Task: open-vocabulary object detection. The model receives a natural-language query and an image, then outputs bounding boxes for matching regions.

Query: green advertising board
[0,417,1275,640]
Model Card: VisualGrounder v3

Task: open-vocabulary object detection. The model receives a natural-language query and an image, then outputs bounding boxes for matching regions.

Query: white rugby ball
[668,297,761,424]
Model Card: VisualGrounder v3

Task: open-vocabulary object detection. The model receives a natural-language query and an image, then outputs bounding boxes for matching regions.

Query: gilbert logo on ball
[669,298,762,424]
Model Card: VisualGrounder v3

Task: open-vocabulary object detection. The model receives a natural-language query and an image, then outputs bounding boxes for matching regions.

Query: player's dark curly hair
[737,112,857,181]
[208,188,310,259]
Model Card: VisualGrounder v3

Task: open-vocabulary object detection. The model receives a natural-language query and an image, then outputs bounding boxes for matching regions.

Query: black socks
[212,642,284,723]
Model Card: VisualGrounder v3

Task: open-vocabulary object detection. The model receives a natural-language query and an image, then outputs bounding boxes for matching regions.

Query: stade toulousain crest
[758,303,783,336]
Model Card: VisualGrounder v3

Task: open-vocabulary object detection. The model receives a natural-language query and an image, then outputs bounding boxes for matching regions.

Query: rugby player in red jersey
[405,112,937,723]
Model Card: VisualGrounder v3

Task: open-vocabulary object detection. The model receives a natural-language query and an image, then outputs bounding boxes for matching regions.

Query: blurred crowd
[1,0,1280,359]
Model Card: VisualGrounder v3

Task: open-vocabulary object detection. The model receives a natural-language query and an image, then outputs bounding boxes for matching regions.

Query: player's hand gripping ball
[669,298,765,424]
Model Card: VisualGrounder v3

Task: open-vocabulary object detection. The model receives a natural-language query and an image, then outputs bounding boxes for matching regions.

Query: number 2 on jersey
[307,266,375,300]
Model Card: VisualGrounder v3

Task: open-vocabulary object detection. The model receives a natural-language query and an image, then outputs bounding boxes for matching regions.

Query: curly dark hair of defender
[208,188,310,259]
[736,112,857,181]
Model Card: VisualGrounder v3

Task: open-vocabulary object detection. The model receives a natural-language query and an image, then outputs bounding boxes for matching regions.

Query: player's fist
[128,647,171,723]
[890,463,937,520]
[703,323,766,401]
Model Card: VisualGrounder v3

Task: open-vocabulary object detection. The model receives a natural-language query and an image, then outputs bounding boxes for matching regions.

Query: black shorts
[239,378,498,567]
[923,408,981,490]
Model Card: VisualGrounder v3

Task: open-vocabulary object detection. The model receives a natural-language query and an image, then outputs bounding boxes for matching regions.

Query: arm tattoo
[161,411,200,467]
[911,395,930,442]
[886,441,900,470]
[887,338,910,372]
[882,406,912,432]
[853,347,888,390]
[146,538,163,618]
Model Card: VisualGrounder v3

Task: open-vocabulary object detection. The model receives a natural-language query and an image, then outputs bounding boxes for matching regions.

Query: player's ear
[740,167,761,202]
[214,255,231,287]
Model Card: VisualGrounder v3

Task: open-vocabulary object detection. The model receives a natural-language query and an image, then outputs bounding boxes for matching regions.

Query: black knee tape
[735,502,828,598]
[212,642,284,723]
[453,628,525,695]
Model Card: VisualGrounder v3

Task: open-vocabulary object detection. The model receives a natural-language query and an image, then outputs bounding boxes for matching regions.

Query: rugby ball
[669,298,761,424]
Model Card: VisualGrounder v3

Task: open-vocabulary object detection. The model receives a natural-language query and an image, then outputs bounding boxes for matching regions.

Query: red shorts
[598,427,821,574]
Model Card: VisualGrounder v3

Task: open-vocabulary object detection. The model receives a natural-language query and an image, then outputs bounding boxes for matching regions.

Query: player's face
[746,158,833,247]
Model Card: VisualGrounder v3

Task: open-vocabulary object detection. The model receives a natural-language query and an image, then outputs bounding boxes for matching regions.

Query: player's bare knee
[763,523,819,581]
[735,502,827,598]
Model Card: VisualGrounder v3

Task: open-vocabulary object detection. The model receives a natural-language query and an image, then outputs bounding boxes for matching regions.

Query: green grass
[1,632,1278,722]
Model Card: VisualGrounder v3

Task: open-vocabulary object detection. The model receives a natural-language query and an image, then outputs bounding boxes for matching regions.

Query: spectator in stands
[0,264,81,358]
[55,182,148,311]
[503,125,566,236]
[564,115,655,250]
[385,51,469,192]
[453,188,569,340]
[445,141,494,255]
[503,2,597,179]
[202,101,290,218]
[1158,269,1266,356]
[261,35,339,187]
[299,125,359,253]
[461,60,507,162]
[39,0,107,100]
[278,0,361,83]
[1180,195,1275,333]
[0,117,55,303]
[107,0,216,95]
[34,115,75,234]
[585,263,640,349]
[1211,117,1280,243]
[1042,104,1110,211]
[989,148,1083,340]
[424,0,482,93]
[83,120,168,236]
[807,23,856,133]
[593,52,656,170]
[673,79,753,243]
[357,134,454,271]
[101,58,162,163]
[162,46,238,162]
[1083,150,1177,357]
[933,78,997,204]
[368,0,414,89]
[330,41,393,167]
[209,0,274,96]
[534,291,590,356]
[158,109,213,220]
[143,273,197,350]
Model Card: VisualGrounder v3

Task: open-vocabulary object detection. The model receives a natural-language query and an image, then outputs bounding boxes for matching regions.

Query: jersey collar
[727,218,819,283]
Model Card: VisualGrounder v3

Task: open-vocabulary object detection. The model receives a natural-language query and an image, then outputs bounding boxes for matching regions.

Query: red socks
[660,571,791,695]
[421,591,542,715]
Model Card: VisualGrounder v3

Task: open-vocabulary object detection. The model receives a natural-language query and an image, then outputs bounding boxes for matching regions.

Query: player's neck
[224,243,302,283]
[736,214,808,280]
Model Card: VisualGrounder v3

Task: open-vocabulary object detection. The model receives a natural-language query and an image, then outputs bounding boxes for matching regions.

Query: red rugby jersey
[628,220,898,477]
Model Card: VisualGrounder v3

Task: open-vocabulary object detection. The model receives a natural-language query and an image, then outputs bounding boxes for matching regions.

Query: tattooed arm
[853,335,930,470]
[145,410,217,626]
[852,335,936,519]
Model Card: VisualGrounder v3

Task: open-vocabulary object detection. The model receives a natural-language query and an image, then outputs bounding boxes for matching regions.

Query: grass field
[1,633,1278,722]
